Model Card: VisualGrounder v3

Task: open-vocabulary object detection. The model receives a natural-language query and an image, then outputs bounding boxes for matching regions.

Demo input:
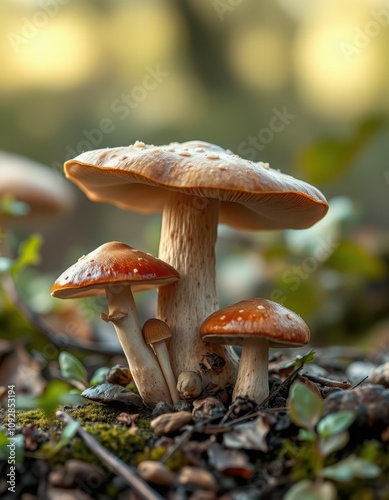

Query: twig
[302,372,351,389]
[259,364,302,407]
[56,411,164,500]
[350,375,369,390]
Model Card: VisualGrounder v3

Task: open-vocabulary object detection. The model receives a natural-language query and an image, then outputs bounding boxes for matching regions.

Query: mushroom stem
[232,337,269,404]
[104,285,173,407]
[153,341,180,403]
[158,192,238,389]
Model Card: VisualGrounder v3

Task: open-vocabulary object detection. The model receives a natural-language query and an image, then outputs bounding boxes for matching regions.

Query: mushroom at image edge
[200,298,310,404]
[51,241,180,407]
[0,149,75,225]
[64,140,328,391]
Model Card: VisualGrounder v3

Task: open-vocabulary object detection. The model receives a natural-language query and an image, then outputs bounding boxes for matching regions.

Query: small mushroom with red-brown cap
[200,298,310,404]
[51,241,180,407]
[142,318,180,403]
[64,140,328,390]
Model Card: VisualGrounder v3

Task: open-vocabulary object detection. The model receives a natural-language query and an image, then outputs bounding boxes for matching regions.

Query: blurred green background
[1,0,389,354]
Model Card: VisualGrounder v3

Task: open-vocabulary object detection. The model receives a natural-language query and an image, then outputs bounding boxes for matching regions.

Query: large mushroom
[51,241,180,407]
[200,298,311,404]
[63,140,328,390]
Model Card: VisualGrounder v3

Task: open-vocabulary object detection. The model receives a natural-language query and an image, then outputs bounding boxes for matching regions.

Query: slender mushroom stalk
[101,287,172,406]
[51,241,180,408]
[200,298,311,404]
[158,193,239,388]
[142,318,180,403]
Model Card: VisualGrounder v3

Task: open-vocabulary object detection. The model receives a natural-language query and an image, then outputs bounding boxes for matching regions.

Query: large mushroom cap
[0,150,75,218]
[200,298,310,348]
[51,241,180,299]
[64,140,328,230]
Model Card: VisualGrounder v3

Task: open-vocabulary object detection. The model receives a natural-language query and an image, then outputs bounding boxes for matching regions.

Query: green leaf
[0,431,24,463]
[89,366,110,386]
[317,411,355,438]
[60,420,80,443]
[296,117,385,185]
[288,381,324,431]
[59,352,88,386]
[321,456,381,482]
[318,431,349,457]
[17,380,82,417]
[293,350,316,368]
[298,429,316,442]
[0,430,9,460]
[46,419,80,458]
[10,234,43,277]
[283,479,337,500]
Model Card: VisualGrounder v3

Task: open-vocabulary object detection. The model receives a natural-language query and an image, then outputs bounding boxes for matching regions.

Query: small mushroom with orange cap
[51,241,180,407]
[200,298,310,404]
[142,318,180,403]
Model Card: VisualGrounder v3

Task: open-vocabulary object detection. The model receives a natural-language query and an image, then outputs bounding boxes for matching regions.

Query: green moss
[13,409,51,430]
[69,423,147,465]
[69,404,123,424]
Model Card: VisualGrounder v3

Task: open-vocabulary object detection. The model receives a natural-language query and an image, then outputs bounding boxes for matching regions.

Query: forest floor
[1,346,389,500]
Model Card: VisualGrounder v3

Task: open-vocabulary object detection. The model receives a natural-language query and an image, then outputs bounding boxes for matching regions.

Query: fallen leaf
[223,415,271,452]
[208,442,254,479]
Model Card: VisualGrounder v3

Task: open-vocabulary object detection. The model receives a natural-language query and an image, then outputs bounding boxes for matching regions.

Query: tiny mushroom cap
[0,150,75,220]
[51,241,180,408]
[142,318,180,403]
[64,140,327,390]
[142,318,172,345]
[200,298,310,404]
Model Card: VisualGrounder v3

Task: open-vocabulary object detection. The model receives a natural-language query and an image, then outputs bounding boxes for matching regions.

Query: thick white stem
[232,337,269,404]
[158,192,238,389]
[105,286,172,407]
[153,341,180,403]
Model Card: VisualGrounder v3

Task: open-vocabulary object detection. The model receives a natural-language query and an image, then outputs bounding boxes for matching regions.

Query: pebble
[150,411,193,436]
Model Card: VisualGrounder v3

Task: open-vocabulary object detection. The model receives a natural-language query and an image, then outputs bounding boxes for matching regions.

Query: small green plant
[282,381,381,499]
[59,351,109,391]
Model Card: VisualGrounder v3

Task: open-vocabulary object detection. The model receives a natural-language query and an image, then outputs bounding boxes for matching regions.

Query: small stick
[56,411,164,500]
[350,375,369,390]
[303,372,351,389]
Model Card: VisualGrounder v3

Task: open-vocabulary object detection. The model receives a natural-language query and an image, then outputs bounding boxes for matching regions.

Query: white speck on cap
[206,154,220,160]
[134,141,146,148]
